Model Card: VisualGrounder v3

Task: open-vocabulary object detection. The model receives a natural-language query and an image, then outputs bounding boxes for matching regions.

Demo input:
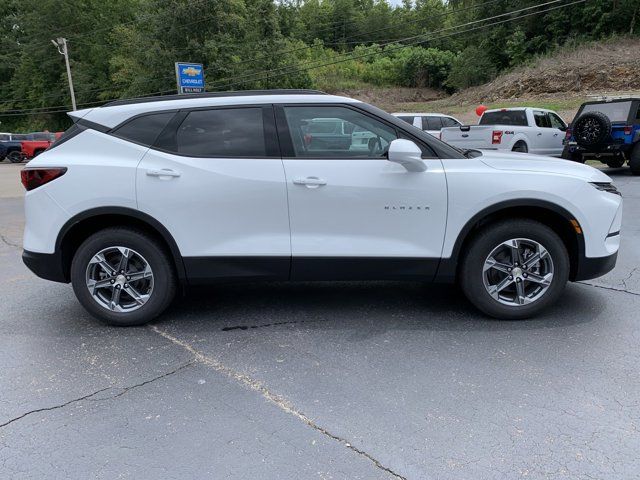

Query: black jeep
[562,98,640,175]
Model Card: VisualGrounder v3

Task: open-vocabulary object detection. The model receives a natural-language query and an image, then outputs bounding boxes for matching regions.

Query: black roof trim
[103,89,328,107]
[580,97,640,105]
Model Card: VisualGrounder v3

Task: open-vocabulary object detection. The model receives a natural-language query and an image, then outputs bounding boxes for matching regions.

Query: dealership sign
[175,62,205,94]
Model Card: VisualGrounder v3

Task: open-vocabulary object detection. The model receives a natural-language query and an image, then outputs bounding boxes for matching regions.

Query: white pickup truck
[440,107,567,156]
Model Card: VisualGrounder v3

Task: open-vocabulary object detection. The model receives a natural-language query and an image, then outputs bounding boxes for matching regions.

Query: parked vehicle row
[21,90,621,327]
[0,131,61,163]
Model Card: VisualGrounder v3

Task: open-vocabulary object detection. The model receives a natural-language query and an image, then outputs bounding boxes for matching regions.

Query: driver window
[548,112,566,130]
[282,106,398,158]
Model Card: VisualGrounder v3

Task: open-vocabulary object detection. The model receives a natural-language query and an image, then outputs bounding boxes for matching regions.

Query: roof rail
[103,89,328,107]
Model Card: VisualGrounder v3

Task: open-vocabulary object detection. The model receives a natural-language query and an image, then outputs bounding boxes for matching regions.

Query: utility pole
[51,38,77,111]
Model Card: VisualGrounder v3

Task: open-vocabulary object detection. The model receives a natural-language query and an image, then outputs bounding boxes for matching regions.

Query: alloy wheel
[482,238,554,307]
[85,246,154,312]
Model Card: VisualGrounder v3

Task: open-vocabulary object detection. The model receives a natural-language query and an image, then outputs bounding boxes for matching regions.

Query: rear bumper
[22,249,68,283]
[565,142,631,156]
[573,251,618,281]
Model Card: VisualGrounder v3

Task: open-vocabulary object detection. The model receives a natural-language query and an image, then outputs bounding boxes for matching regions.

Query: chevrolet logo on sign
[182,66,201,76]
[175,62,205,94]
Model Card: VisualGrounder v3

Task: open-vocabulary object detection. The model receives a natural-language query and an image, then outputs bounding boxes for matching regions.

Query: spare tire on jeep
[573,111,612,147]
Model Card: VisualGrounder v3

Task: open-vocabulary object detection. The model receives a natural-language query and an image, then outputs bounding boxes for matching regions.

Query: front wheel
[459,219,569,319]
[71,227,177,326]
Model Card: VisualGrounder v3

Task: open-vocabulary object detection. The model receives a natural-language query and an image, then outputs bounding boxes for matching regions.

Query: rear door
[136,105,291,282]
[422,116,442,137]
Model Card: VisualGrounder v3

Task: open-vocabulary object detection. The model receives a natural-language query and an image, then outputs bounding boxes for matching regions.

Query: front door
[276,104,448,280]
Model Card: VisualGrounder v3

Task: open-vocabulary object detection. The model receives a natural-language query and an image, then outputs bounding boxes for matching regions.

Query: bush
[446,46,497,91]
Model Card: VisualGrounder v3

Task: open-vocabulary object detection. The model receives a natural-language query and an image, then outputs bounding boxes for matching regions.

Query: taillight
[492,130,503,144]
[21,168,67,191]
[624,125,633,135]
[565,128,572,140]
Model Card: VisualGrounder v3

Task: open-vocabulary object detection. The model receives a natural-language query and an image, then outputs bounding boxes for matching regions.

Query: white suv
[21,90,622,326]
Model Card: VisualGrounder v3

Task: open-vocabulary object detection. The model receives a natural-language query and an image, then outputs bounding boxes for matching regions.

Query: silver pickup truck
[440,107,567,156]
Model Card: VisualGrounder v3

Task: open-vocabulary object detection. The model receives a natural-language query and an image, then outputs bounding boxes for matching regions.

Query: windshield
[479,111,528,126]
[580,101,632,122]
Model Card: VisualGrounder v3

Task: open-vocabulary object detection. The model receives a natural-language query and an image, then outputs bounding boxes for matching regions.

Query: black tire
[459,219,570,320]
[70,227,177,326]
[7,151,23,163]
[605,157,625,168]
[630,143,640,176]
[512,141,528,153]
[560,146,584,163]
[573,111,611,147]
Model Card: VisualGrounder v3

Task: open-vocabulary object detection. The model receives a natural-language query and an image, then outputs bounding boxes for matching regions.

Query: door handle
[146,168,181,178]
[554,133,559,136]
[293,177,327,187]
[537,133,543,136]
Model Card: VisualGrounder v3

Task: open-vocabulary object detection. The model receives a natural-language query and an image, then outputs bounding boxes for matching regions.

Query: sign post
[175,62,205,94]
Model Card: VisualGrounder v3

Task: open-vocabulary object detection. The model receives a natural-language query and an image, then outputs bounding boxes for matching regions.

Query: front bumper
[22,249,68,283]
[573,250,618,281]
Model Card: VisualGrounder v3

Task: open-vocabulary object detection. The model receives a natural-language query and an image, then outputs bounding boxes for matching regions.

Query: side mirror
[387,139,427,172]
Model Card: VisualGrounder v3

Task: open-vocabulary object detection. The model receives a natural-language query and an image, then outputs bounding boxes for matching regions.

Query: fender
[434,198,585,282]
[56,206,187,283]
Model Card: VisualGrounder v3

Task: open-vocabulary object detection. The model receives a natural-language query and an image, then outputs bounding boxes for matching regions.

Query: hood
[478,151,611,182]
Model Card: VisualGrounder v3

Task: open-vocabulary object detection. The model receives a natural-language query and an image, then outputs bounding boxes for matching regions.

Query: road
[1,162,639,479]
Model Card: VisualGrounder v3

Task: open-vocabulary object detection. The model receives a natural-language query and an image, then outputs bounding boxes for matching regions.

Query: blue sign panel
[175,62,205,94]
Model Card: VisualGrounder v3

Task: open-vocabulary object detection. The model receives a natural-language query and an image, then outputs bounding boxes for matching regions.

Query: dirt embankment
[452,38,640,104]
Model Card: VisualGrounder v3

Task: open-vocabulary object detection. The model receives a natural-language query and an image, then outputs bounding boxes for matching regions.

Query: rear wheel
[71,227,177,326]
[630,143,640,176]
[459,219,569,319]
[561,146,584,163]
[7,151,23,163]
[512,141,528,153]
[605,157,625,168]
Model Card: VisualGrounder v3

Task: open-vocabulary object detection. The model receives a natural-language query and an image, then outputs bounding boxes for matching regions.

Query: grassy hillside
[339,38,640,125]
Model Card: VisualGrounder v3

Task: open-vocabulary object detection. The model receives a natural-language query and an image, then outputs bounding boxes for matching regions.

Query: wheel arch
[509,136,529,152]
[56,207,187,284]
[435,199,585,283]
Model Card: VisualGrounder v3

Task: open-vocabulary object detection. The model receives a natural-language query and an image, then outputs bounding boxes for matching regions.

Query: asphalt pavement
[1,163,639,479]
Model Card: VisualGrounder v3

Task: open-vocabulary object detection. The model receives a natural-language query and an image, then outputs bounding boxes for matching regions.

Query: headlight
[590,182,621,196]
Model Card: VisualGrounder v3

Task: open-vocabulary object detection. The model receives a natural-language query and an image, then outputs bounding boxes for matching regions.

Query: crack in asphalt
[0,387,111,429]
[0,234,20,249]
[578,280,640,297]
[150,325,407,480]
[0,361,194,429]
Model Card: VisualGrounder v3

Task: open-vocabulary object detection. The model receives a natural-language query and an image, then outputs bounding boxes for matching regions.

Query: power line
[206,0,572,91]
[0,0,511,109]
[0,0,584,117]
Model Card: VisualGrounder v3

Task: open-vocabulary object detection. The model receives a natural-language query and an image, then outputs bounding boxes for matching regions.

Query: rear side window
[175,107,266,157]
[479,111,528,126]
[397,116,415,125]
[113,112,175,146]
[581,101,632,123]
[441,117,460,127]
[423,117,442,130]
